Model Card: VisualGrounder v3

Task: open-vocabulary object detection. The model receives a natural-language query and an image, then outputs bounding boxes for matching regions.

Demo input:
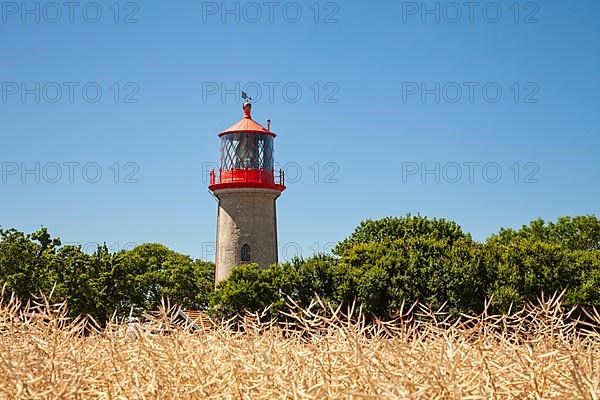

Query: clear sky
[1,0,599,261]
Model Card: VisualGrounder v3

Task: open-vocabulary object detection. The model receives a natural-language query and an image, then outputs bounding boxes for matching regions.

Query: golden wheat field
[0,294,599,400]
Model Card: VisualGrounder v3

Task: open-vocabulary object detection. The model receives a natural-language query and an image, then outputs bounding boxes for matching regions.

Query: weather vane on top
[241,91,252,103]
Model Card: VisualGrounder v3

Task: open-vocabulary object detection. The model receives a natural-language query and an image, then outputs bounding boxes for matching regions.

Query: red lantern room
[209,100,286,192]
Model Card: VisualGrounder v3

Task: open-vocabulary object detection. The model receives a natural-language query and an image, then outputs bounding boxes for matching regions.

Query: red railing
[210,169,285,186]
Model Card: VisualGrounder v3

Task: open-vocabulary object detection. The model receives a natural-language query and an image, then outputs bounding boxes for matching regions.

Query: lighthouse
[209,98,286,283]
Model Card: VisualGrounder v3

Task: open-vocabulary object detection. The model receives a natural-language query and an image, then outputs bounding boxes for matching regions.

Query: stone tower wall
[214,187,281,283]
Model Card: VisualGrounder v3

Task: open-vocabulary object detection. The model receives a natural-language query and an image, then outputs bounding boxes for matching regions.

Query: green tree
[47,245,112,320]
[487,215,600,251]
[485,238,600,312]
[117,244,215,313]
[210,263,292,319]
[332,237,484,318]
[334,215,469,257]
[284,255,337,308]
[165,259,215,310]
[0,227,59,300]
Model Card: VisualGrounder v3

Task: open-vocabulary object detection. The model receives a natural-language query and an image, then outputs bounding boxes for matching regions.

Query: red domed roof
[218,103,276,137]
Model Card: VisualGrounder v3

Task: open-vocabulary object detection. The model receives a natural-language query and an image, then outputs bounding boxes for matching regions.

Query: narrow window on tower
[241,244,251,263]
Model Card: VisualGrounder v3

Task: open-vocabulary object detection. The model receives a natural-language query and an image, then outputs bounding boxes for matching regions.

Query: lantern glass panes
[220,133,274,171]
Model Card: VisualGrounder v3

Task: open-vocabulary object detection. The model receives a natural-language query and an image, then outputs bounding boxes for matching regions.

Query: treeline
[214,215,600,319]
[2,215,600,321]
[0,228,214,321]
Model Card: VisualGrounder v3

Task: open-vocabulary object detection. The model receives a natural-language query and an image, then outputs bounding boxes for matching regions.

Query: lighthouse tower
[209,99,286,283]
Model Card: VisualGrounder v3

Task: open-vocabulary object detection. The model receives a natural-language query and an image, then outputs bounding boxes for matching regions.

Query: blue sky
[1,0,599,260]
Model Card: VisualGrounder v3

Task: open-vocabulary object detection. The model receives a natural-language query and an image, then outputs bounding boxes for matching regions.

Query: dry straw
[0,291,599,399]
